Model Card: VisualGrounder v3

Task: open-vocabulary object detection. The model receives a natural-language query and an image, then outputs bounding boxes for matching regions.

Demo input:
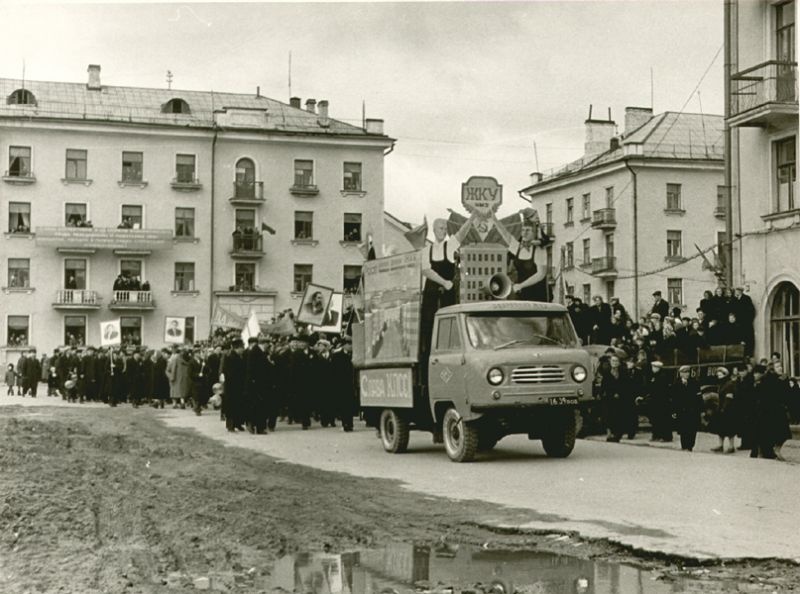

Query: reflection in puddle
[269,543,691,594]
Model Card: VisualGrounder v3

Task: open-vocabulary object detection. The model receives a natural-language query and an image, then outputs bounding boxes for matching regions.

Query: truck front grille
[511,365,566,384]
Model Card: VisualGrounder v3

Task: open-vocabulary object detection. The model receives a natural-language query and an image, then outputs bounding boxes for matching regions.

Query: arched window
[770,281,800,376]
[162,98,190,114]
[7,89,36,106]
[234,158,256,198]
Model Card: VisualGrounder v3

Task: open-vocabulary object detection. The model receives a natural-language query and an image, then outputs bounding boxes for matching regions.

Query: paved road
[4,394,798,562]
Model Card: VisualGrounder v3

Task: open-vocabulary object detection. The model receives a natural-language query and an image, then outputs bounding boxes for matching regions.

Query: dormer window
[6,89,36,106]
[163,98,190,114]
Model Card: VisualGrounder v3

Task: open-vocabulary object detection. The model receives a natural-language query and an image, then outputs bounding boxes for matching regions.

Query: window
[566,242,574,268]
[566,197,574,224]
[667,278,683,306]
[64,316,86,347]
[343,213,362,242]
[343,265,362,294]
[666,183,682,210]
[770,281,799,377]
[605,186,614,208]
[120,316,142,347]
[64,149,87,180]
[64,259,87,290]
[435,317,461,351]
[8,146,31,177]
[7,89,36,105]
[7,315,29,346]
[716,231,727,270]
[8,202,31,233]
[294,211,313,239]
[605,233,614,258]
[581,193,591,220]
[546,245,553,273]
[582,238,591,265]
[343,162,362,191]
[235,158,256,197]
[566,284,575,297]
[582,284,591,305]
[776,1,795,63]
[164,98,190,114]
[185,317,195,344]
[667,230,682,259]
[716,185,727,211]
[605,281,615,301]
[175,154,196,183]
[8,258,29,288]
[174,262,195,292]
[235,209,256,233]
[120,260,142,284]
[65,203,87,227]
[234,263,255,291]
[120,205,142,229]
[545,203,553,224]
[175,207,195,238]
[294,159,314,188]
[121,151,143,182]
[294,264,312,293]
[775,136,796,212]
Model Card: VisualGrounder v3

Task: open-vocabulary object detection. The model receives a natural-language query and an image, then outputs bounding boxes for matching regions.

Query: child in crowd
[4,364,16,395]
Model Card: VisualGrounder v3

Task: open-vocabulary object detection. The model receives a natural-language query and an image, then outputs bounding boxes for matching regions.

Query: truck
[352,249,593,462]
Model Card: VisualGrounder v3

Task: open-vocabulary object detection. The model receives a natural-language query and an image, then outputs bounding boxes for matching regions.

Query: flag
[261,315,295,336]
[211,304,245,329]
[240,310,261,343]
[404,216,428,249]
[261,222,276,235]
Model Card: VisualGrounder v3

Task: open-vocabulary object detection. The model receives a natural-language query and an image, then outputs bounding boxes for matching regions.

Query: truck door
[428,315,467,411]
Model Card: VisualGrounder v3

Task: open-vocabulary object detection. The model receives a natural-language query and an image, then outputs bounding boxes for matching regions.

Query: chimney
[317,100,329,127]
[305,98,316,113]
[530,172,543,185]
[624,106,653,136]
[365,118,384,135]
[289,97,301,109]
[584,114,616,159]
[87,64,101,90]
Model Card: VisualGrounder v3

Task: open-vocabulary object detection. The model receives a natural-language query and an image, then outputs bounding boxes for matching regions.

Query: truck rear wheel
[541,410,577,458]
[443,408,478,462]
[380,409,410,454]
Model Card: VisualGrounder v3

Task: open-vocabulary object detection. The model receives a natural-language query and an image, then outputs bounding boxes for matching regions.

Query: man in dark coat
[645,360,673,442]
[730,287,756,355]
[750,364,792,459]
[310,340,336,427]
[279,336,313,429]
[598,354,633,442]
[331,339,357,431]
[22,349,41,397]
[126,350,146,408]
[222,339,247,432]
[245,337,272,433]
[204,346,222,408]
[589,296,612,345]
[673,365,702,451]
[79,346,100,403]
[650,291,670,322]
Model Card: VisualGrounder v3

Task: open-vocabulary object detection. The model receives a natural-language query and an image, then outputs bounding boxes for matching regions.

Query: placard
[313,292,343,334]
[100,320,121,346]
[164,317,186,344]
[296,283,335,327]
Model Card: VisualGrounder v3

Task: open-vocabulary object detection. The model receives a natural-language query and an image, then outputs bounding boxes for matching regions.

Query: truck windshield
[465,312,578,350]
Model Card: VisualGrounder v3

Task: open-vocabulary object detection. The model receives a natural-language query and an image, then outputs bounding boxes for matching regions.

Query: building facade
[728,0,798,373]
[520,108,725,320]
[0,65,392,362]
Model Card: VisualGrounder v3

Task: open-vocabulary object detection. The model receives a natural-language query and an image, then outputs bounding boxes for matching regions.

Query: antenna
[288,51,292,98]
[362,99,366,128]
[533,141,540,172]
[166,70,173,90]
[21,58,25,89]
[650,67,654,110]
[697,91,709,156]
[588,104,593,119]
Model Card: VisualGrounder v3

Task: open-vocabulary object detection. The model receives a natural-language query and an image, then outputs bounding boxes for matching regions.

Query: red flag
[404,216,428,249]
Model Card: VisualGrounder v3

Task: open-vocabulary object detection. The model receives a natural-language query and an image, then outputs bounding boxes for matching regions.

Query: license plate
[548,397,578,406]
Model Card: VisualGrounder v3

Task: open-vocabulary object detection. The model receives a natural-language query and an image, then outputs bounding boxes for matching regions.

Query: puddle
[265,543,746,593]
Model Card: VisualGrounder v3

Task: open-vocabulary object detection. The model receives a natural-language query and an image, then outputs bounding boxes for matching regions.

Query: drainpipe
[723,0,734,288]
[384,140,396,157]
[209,127,219,329]
[624,160,639,319]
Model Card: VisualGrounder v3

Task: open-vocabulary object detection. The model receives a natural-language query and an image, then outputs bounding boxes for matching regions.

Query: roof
[0,77,378,137]
[524,111,724,191]
[383,211,413,231]
[438,301,568,315]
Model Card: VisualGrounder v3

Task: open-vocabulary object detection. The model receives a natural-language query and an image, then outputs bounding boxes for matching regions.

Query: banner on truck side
[359,368,414,408]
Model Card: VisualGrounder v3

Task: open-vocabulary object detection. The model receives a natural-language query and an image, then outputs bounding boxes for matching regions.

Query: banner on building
[100,320,121,347]
[164,317,186,344]
[296,283,334,327]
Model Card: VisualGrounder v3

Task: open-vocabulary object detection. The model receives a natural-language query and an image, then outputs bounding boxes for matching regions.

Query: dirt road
[0,403,797,593]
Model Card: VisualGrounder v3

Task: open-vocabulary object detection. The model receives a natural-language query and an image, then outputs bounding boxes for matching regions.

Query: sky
[0,0,724,226]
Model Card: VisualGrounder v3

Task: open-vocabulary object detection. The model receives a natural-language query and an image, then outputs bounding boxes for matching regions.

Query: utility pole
[723,0,734,288]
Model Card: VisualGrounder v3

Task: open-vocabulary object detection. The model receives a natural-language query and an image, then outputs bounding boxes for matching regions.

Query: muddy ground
[0,405,797,593]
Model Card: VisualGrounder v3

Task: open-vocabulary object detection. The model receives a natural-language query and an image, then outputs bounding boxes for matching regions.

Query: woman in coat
[707,366,738,453]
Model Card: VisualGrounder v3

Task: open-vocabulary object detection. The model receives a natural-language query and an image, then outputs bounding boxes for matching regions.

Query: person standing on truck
[493,209,551,302]
[419,216,475,360]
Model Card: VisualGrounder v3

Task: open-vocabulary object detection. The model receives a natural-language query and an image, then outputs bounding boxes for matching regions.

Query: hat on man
[678,365,691,373]
[651,360,664,369]
[231,338,244,348]
[247,337,258,345]
[653,290,662,297]
[716,366,730,377]
[650,312,662,320]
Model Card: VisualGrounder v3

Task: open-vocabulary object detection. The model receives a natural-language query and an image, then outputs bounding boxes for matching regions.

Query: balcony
[229,181,265,205]
[729,61,797,128]
[109,290,155,310]
[35,226,173,253]
[230,233,264,259]
[53,289,102,310]
[289,184,319,197]
[591,256,617,278]
[2,171,36,185]
[591,208,616,230]
[170,176,202,191]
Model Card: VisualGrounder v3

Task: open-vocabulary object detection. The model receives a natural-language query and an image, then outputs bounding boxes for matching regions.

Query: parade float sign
[461,176,502,241]
[362,250,423,365]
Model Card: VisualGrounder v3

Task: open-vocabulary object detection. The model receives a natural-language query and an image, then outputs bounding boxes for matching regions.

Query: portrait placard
[100,320,121,346]
[313,292,343,333]
[164,317,186,344]
[296,283,335,327]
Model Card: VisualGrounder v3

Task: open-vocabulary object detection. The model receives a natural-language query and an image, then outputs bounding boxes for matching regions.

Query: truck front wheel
[541,410,577,458]
[443,408,478,462]
[380,409,410,454]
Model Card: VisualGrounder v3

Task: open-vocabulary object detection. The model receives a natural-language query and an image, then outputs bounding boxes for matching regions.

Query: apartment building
[0,65,391,362]
[727,0,798,372]
[520,108,725,319]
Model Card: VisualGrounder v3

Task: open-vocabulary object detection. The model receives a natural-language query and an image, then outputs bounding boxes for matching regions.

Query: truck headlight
[487,367,504,386]
[571,365,587,382]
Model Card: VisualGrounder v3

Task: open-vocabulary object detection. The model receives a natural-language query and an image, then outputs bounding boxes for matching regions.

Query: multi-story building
[520,108,725,319]
[0,65,391,362]
[727,0,798,372]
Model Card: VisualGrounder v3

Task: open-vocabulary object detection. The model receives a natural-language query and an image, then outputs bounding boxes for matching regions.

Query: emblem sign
[461,176,502,241]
